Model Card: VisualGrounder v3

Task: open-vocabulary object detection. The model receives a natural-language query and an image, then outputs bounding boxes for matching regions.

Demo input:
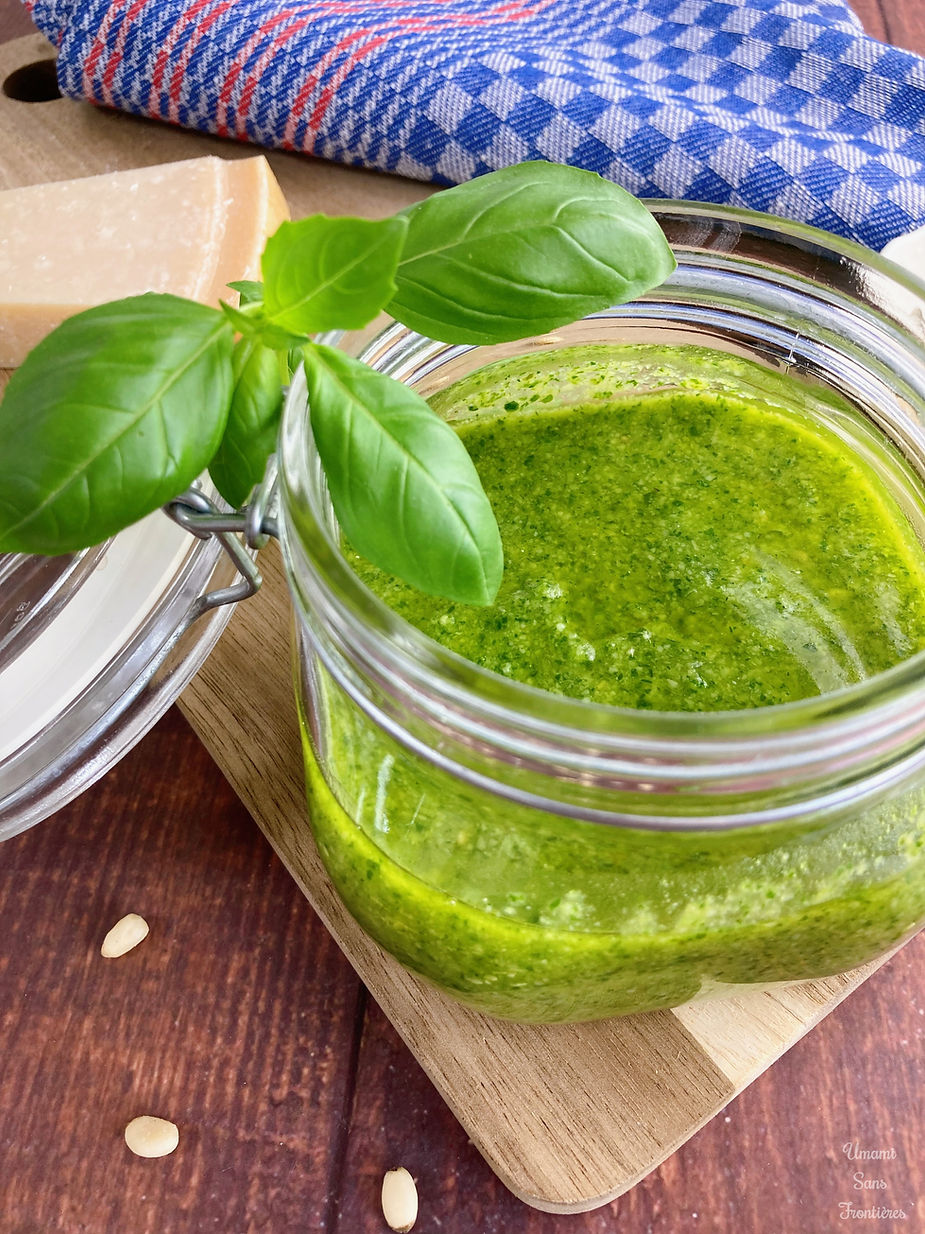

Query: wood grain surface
[1,1,924,1231]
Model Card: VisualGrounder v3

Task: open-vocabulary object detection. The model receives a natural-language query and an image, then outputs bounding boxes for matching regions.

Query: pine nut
[100,913,149,958]
[123,1115,179,1159]
[381,1166,418,1233]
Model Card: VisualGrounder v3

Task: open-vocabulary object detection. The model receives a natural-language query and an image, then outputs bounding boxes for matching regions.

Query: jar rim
[279,202,925,810]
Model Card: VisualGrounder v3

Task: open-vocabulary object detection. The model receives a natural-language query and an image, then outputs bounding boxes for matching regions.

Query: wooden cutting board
[0,32,893,1213]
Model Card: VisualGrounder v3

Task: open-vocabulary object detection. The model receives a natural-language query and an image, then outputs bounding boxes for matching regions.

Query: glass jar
[278,204,925,1023]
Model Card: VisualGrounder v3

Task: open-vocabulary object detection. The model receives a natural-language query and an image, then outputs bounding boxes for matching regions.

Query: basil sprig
[0,162,675,604]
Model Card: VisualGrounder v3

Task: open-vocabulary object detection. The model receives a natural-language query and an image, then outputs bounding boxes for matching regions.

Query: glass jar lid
[0,502,240,840]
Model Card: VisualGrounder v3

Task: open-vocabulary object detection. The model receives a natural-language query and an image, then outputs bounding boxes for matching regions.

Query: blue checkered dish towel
[24,0,925,249]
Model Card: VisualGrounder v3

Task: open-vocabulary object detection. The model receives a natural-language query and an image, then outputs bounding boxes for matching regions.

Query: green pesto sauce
[299,344,925,1021]
[349,351,925,710]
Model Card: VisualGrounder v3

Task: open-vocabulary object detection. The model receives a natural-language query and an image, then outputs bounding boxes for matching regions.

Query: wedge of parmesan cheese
[0,155,289,367]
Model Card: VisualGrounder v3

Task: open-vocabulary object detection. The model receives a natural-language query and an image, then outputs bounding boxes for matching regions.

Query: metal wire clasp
[163,455,280,617]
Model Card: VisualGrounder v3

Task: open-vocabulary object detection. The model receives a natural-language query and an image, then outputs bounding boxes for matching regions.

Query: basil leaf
[0,294,234,555]
[302,343,502,605]
[227,279,264,306]
[209,339,283,508]
[286,342,305,380]
[388,161,677,344]
[262,214,408,334]
[220,300,308,352]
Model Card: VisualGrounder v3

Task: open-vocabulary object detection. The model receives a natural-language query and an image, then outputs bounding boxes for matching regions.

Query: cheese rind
[0,155,290,367]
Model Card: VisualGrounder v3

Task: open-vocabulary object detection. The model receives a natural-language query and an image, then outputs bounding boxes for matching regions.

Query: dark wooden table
[2,2,924,1231]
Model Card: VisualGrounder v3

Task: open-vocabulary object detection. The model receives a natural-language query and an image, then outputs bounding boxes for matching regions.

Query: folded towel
[25,0,925,249]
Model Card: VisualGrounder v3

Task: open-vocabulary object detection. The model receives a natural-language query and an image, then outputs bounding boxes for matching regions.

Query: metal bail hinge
[163,456,279,617]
